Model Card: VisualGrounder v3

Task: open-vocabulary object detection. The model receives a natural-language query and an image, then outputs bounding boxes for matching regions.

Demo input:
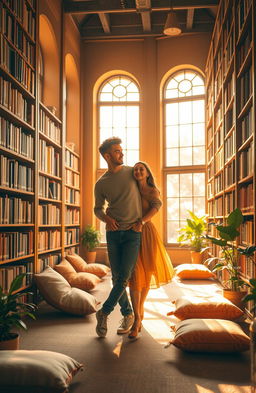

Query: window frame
[163,70,206,246]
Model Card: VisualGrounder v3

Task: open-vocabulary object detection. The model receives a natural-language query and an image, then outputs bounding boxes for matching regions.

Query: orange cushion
[66,254,110,278]
[171,318,250,352]
[66,253,88,271]
[174,263,215,279]
[54,260,101,291]
[168,294,243,321]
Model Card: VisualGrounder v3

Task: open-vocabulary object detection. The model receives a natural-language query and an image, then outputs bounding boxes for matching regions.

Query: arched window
[98,75,140,169]
[164,70,206,244]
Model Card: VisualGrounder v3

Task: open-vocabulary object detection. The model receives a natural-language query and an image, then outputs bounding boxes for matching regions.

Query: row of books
[224,159,235,187]
[237,29,251,71]
[0,75,35,126]
[215,147,224,172]
[0,195,33,224]
[39,140,60,177]
[215,105,222,129]
[214,66,222,101]
[65,188,80,205]
[65,149,79,171]
[238,183,253,210]
[224,130,235,162]
[38,229,61,252]
[214,173,223,194]
[0,155,33,191]
[39,175,61,200]
[240,220,254,245]
[223,28,234,75]
[0,262,33,292]
[39,253,61,273]
[64,246,80,257]
[39,107,61,144]
[239,66,252,111]
[207,179,213,199]
[0,230,33,260]
[207,142,213,162]
[3,0,36,39]
[239,143,253,180]
[224,106,234,135]
[214,125,223,151]
[0,116,34,159]
[38,203,60,226]
[224,74,234,110]
[224,191,235,215]
[65,207,80,225]
[65,168,80,188]
[0,35,35,94]
[1,6,35,65]
[207,160,214,180]
[239,108,252,146]
[240,254,255,279]
[65,228,80,245]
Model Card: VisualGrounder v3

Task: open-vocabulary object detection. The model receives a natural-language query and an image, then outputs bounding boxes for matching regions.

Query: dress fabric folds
[130,221,174,290]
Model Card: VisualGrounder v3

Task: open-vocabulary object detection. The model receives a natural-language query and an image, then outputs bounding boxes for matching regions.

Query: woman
[129,161,174,339]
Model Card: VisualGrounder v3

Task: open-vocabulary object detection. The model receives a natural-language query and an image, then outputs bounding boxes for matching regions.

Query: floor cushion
[34,266,98,315]
[0,349,83,393]
[175,263,215,279]
[171,318,250,352]
[66,253,110,277]
[167,294,243,320]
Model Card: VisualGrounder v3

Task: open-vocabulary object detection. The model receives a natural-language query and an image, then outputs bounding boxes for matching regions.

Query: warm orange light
[163,11,182,36]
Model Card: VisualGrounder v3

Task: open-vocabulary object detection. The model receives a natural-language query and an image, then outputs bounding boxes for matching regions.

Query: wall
[81,33,211,264]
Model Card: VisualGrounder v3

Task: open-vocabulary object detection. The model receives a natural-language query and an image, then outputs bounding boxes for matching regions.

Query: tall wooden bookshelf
[0,0,81,294]
[205,0,255,287]
[64,145,80,256]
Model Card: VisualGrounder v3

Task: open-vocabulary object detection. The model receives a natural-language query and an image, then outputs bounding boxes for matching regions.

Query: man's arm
[94,184,119,231]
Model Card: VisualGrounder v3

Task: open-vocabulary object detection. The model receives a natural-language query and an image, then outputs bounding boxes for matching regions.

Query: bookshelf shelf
[0,254,35,265]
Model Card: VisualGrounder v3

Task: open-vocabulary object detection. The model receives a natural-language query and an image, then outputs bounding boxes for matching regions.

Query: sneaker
[96,309,108,338]
[117,314,134,334]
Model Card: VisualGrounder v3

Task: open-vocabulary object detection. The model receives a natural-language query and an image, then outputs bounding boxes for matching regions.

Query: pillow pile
[168,294,243,321]
[66,253,110,278]
[0,350,83,393]
[34,266,98,315]
[54,259,102,291]
[174,263,215,280]
[171,318,250,353]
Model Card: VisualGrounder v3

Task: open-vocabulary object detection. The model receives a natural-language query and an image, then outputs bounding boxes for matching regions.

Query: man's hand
[105,215,119,231]
[131,221,143,232]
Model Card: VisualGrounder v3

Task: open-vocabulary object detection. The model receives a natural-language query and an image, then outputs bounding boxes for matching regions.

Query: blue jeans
[102,229,141,316]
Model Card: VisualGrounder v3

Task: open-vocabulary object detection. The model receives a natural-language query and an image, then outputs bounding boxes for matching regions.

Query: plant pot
[85,250,96,263]
[223,288,247,310]
[0,333,19,350]
[190,251,203,264]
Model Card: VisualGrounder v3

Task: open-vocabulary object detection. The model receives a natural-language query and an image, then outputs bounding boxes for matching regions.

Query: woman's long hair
[134,161,159,190]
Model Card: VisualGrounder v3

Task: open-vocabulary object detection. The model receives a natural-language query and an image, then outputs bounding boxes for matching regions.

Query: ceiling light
[163,10,182,36]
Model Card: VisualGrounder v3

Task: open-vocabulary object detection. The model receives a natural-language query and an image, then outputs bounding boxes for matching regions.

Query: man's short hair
[99,137,122,157]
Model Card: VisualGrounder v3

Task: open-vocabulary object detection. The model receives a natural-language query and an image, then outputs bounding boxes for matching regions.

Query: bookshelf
[64,145,80,256]
[0,0,37,293]
[205,0,255,291]
[0,0,81,292]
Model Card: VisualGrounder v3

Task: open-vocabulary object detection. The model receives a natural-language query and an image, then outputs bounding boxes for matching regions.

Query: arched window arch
[163,69,206,244]
[98,75,140,169]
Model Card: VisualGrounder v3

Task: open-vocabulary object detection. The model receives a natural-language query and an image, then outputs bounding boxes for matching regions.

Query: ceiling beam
[186,9,194,29]
[99,13,111,33]
[136,0,152,32]
[64,0,218,14]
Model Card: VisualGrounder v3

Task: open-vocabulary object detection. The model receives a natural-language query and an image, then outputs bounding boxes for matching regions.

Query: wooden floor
[20,274,251,393]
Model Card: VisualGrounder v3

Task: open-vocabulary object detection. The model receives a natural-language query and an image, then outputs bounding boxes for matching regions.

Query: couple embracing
[94,137,174,340]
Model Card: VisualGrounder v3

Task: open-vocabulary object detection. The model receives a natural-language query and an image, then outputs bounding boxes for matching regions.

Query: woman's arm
[132,189,162,231]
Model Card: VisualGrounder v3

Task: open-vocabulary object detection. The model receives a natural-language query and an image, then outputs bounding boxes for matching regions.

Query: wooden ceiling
[63,0,219,40]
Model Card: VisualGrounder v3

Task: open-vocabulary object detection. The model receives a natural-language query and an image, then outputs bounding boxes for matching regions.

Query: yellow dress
[130,196,174,291]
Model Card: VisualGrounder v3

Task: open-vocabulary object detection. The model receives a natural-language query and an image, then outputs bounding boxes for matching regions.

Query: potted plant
[177,210,208,263]
[0,273,36,350]
[204,208,247,308]
[81,225,101,263]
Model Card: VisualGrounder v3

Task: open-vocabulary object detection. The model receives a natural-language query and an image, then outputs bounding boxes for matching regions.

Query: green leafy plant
[81,225,101,252]
[204,208,249,291]
[0,273,36,341]
[177,210,208,252]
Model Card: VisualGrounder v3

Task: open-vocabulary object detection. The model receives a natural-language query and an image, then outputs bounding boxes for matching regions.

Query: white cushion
[34,266,98,315]
[0,350,83,393]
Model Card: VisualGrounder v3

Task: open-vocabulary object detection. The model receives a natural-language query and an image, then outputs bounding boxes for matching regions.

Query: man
[94,137,142,338]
